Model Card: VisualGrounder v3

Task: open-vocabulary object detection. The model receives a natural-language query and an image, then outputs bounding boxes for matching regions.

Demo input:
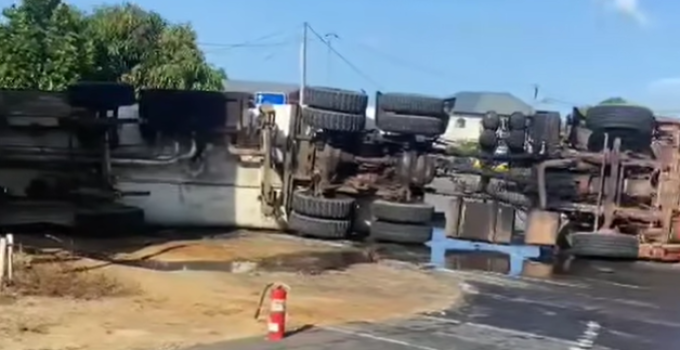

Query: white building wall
[441,115,482,143]
[366,106,376,130]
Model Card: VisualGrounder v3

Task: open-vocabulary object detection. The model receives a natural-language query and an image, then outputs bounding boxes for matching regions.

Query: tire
[481,111,500,130]
[585,104,655,133]
[74,205,145,236]
[291,190,354,219]
[479,129,498,150]
[376,111,445,135]
[370,220,432,244]
[68,82,136,109]
[301,107,365,132]
[372,200,434,224]
[508,112,527,130]
[301,86,368,115]
[570,232,639,259]
[506,130,525,152]
[376,92,446,117]
[530,111,561,155]
[288,211,350,239]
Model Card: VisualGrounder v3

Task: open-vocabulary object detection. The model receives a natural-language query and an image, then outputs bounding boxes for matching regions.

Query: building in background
[223,80,534,142]
[224,79,299,96]
[441,91,534,143]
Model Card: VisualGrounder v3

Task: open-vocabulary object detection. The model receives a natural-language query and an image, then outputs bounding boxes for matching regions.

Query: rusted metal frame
[601,137,622,229]
[524,209,561,246]
[562,149,656,168]
[615,163,625,206]
[593,133,610,230]
[314,144,342,196]
[353,155,393,164]
[396,151,416,202]
[439,165,534,184]
[537,159,578,209]
[658,127,680,243]
[639,243,680,262]
[544,200,661,222]
[281,104,303,213]
[258,105,279,216]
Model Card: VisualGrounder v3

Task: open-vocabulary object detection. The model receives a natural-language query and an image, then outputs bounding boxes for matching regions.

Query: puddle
[427,227,568,278]
[111,249,376,275]
[440,250,571,279]
[445,251,512,274]
[370,244,431,264]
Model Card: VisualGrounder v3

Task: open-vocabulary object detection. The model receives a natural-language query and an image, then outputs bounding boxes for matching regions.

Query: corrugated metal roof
[448,91,533,116]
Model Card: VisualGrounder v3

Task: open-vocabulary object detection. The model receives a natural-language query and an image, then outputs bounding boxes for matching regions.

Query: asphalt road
[188,259,680,350]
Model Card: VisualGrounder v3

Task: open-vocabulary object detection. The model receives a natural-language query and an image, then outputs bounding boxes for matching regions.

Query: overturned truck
[441,102,680,261]
[0,82,448,244]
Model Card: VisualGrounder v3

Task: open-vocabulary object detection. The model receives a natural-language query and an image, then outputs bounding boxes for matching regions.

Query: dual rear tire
[369,200,434,244]
[288,190,435,244]
[288,190,355,239]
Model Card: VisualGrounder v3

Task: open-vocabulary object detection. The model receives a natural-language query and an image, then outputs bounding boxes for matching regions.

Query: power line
[324,32,339,84]
[340,39,457,82]
[306,24,382,89]
[202,41,294,56]
[198,27,296,49]
[202,41,292,49]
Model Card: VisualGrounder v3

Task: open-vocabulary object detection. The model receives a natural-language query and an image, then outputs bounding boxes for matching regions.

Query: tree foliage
[0,0,225,91]
[0,0,93,90]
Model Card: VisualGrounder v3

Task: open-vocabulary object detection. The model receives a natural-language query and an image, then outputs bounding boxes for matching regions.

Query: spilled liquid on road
[441,250,564,279]
[113,249,377,274]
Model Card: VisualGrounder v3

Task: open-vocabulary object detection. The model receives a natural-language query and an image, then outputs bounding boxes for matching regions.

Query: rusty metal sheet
[639,243,680,262]
[524,209,560,246]
[444,196,463,238]
[458,199,495,242]
[494,203,515,244]
[521,260,554,279]
[445,253,510,274]
[455,199,516,243]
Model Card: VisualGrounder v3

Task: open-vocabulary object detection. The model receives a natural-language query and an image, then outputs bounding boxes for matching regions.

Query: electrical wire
[339,39,458,82]
[198,26,297,49]
[202,42,292,49]
[306,24,383,89]
[202,41,294,55]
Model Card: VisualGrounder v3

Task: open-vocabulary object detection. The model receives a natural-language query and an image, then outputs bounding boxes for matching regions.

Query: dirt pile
[6,254,135,299]
[0,233,461,350]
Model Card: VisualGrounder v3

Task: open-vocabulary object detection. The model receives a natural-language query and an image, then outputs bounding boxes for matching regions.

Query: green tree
[0,0,94,90]
[86,3,226,90]
[85,3,167,83]
[120,23,227,90]
[0,0,226,91]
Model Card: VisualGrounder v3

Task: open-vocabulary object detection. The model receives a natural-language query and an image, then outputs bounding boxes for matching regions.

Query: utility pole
[324,33,339,84]
[299,22,308,105]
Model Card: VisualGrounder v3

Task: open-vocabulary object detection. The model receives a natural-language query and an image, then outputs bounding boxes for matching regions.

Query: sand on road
[1,233,461,350]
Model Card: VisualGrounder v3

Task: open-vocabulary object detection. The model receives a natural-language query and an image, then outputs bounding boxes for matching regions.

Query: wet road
[189,258,680,350]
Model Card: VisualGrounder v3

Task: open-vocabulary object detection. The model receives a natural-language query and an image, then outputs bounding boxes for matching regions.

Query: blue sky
[5,0,680,114]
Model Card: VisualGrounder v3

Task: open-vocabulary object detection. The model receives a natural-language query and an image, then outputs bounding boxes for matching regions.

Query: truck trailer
[0,83,449,244]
